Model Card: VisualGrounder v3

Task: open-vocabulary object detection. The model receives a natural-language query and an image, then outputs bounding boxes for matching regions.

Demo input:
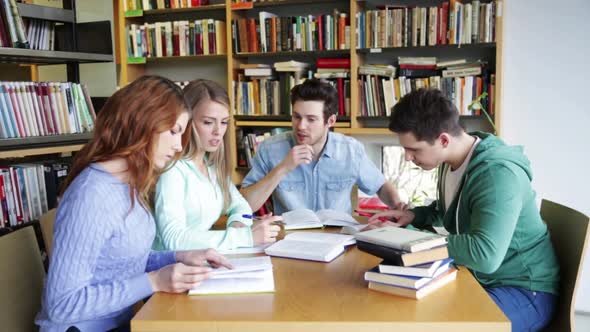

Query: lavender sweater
[36,164,176,332]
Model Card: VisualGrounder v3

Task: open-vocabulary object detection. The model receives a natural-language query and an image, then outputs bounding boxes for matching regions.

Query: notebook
[354,226,447,252]
[282,208,360,230]
[264,232,356,262]
[189,256,274,295]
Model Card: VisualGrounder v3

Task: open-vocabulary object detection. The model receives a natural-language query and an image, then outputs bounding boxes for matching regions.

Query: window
[382,146,438,207]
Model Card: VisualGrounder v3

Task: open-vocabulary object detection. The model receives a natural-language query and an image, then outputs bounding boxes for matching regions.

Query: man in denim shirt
[241,79,403,215]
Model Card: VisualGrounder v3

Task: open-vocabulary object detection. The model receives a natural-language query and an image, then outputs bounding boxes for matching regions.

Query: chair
[0,226,46,332]
[541,199,590,332]
[39,209,56,258]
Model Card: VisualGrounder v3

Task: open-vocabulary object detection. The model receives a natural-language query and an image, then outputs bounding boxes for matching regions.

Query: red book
[318,15,323,51]
[316,58,350,69]
[195,26,202,55]
[43,83,61,135]
[208,20,215,54]
[37,84,54,135]
[7,85,25,137]
[0,174,7,227]
[248,18,258,53]
[10,169,23,224]
[358,197,389,210]
[337,77,344,116]
[441,2,449,45]
[161,31,167,56]
[173,24,180,56]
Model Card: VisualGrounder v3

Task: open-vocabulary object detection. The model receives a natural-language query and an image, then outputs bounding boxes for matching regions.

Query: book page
[218,244,270,255]
[210,256,272,276]
[282,208,323,229]
[316,209,359,226]
[189,269,275,295]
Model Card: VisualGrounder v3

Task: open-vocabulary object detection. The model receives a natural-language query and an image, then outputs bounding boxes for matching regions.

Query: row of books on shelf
[0,0,29,48]
[124,0,210,12]
[23,18,55,51]
[127,19,226,58]
[234,59,351,117]
[357,0,497,49]
[355,226,456,299]
[358,72,494,117]
[0,160,70,229]
[232,10,350,54]
[0,81,96,139]
[236,128,286,168]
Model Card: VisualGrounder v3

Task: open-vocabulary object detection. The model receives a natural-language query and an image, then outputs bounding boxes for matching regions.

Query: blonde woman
[153,79,281,251]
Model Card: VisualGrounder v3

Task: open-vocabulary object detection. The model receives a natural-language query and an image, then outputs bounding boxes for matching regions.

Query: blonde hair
[182,79,232,211]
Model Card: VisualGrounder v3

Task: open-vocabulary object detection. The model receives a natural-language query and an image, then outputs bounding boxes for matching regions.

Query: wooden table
[131,245,510,332]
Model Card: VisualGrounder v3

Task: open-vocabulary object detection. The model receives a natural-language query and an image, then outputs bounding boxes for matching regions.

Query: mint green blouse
[153,159,254,251]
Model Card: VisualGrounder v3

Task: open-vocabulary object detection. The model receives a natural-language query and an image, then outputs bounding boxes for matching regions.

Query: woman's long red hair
[62,75,189,209]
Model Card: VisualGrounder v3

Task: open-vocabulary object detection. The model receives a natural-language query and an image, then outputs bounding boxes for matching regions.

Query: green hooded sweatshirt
[412,132,559,294]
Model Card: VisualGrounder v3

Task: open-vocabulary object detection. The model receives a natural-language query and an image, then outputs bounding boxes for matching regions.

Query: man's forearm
[377,181,402,208]
[240,165,288,212]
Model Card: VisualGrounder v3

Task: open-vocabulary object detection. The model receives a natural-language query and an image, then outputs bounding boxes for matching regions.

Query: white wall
[502,0,590,312]
[38,0,117,96]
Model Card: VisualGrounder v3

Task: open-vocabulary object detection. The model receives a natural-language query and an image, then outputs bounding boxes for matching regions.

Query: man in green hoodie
[368,89,559,332]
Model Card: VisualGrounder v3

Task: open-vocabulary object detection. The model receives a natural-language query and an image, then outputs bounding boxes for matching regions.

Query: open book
[189,256,274,295]
[281,208,359,230]
[264,232,355,262]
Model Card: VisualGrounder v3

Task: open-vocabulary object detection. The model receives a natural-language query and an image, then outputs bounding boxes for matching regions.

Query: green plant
[468,92,497,134]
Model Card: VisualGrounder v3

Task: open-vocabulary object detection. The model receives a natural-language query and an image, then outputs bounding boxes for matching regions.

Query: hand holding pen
[243,213,284,245]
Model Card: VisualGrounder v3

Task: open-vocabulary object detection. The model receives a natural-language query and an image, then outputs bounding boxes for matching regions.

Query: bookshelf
[113,0,503,183]
[0,0,113,235]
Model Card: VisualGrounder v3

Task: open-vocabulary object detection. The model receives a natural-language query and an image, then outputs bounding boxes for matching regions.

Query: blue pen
[242,214,254,219]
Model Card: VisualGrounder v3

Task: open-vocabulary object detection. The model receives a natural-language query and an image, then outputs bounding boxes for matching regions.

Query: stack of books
[189,256,274,295]
[355,226,457,299]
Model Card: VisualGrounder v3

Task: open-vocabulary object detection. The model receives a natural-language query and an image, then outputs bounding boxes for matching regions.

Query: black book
[357,240,449,267]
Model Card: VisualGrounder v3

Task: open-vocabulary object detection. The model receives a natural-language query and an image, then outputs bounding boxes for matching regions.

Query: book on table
[189,256,274,295]
[378,258,453,277]
[364,258,454,289]
[354,226,447,252]
[357,240,449,266]
[368,268,458,300]
[264,232,355,262]
[281,208,360,230]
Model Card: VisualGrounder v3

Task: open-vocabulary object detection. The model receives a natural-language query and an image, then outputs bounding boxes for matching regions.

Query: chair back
[541,199,590,332]
[39,209,56,258]
[0,226,46,332]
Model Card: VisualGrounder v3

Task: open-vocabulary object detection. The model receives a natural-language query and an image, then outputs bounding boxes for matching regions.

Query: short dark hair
[290,79,338,123]
[389,88,463,143]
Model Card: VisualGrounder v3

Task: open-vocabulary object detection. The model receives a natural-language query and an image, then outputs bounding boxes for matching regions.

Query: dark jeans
[486,286,557,332]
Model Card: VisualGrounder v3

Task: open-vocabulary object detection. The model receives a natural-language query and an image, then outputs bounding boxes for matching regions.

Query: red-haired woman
[36,75,231,332]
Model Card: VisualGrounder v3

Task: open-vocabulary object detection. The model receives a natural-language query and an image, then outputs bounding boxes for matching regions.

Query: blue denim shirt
[242,131,386,215]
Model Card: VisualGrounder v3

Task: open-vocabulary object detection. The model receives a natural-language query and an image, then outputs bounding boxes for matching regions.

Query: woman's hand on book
[148,263,212,293]
[251,214,283,245]
[176,248,233,269]
[149,249,233,293]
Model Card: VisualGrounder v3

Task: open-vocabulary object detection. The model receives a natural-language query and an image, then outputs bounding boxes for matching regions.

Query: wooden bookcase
[0,0,113,159]
[113,0,503,184]
[0,0,113,237]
